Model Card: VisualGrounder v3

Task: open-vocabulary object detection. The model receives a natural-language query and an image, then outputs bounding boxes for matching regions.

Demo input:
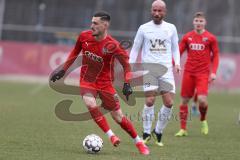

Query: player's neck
[95,32,107,41]
[195,29,205,34]
[153,20,163,25]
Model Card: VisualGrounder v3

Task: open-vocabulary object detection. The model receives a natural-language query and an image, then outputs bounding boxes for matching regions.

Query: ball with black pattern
[82,134,103,154]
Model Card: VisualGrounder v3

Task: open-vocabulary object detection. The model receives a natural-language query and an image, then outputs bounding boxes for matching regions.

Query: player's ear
[104,21,110,28]
[164,8,167,15]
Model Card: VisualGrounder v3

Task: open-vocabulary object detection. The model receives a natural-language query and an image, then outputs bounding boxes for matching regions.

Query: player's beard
[152,15,163,24]
[92,29,100,37]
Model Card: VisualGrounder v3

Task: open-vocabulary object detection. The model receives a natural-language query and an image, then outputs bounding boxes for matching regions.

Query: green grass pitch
[0,82,239,160]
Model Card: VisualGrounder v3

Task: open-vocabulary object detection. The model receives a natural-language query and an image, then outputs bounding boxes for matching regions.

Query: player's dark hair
[93,11,111,22]
[194,12,205,19]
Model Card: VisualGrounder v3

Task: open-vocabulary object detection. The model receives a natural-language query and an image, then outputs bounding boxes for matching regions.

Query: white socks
[107,129,141,144]
[155,105,172,134]
[106,130,114,138]
[134,135,141,144]
[142,105,155,134]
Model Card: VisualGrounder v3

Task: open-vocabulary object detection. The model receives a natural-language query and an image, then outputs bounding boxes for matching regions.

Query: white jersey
[129,20,180,68]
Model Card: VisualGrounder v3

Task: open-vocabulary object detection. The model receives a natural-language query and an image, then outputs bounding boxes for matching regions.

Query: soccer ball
[82,134,103,154]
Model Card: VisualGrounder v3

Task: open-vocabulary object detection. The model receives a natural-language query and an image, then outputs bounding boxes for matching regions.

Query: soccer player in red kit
[50,11,149,155]
[175,12,219,136]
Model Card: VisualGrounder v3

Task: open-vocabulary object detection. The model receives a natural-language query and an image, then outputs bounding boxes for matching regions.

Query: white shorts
[142,67,175,93]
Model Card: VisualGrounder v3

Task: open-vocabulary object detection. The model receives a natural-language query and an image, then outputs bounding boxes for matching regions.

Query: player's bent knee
[198,96,208,106]
[145,97,155,106]
[164,102,173,108]
[87,106,98,110]
[199,100,208,107]
[83,94,97,108]
[163,97,174,107]
[111,110,124,123]
[146,101,155,107]
[181,98,190,105]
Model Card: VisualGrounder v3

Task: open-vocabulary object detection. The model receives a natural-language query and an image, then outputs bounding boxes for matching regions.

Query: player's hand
[122,83,133,101]
[174,65,181,74]
[50,69,65,82]
[209,73,217,83]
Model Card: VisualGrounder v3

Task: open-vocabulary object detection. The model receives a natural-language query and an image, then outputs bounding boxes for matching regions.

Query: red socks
[199,104,208,121]
[89,108,138,139]
[179,104,188,130]
[89,107,110,133]
[118,116,137,139]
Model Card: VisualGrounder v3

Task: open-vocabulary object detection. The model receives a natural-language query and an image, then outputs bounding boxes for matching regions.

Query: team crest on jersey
[188,37,193,41]
[102,42,116,54]
[203,37,208,42]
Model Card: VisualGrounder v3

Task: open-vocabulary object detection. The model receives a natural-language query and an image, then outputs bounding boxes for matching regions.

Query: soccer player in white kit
[129,0,181,146]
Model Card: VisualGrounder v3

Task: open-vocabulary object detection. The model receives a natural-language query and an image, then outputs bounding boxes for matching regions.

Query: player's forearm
[129,42,141,63]
[172,44,181,66]
[211,40,220,74]
[179,44,186,57]
[63,35,82,71]
[63,49,80,71]
[211,52,219,74]
[117,54,132,82]
[122,62,131,83]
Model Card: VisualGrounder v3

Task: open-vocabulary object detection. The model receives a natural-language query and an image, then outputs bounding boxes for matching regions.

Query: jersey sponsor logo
[202,37,208,42]
[189,43,205,51]
[149,39,167,53]
[84,51,103,63]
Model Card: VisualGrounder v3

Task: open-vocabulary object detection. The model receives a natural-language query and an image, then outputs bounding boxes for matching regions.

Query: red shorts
[80,80,120,111]
[181,71,209,98]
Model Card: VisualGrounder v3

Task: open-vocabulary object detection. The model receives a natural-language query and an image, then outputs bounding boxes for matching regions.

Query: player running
[50,11,149,155]
[130,0,181,146]
[175,12,219,137]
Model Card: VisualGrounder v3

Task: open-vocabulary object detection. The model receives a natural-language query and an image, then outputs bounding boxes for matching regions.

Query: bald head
[151,0,166,24]
[152,0,166,9]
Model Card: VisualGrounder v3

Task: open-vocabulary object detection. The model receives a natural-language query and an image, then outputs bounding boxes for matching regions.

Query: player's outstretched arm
[115,46,133,101]
[50,34,83,82]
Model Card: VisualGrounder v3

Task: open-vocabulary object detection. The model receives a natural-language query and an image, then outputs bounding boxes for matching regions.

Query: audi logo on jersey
[84,51,103,63]
[189,43,205,51]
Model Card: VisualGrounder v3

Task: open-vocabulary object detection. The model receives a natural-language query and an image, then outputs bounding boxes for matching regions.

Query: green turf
[0,82,239,160]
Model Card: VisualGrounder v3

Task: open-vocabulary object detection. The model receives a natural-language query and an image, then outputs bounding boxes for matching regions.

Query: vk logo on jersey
[149,39,166,53]
[189,43,205,51]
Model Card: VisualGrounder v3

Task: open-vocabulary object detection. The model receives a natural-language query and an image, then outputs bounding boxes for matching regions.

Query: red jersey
[179,30,219,74]
[63,30,131,82]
